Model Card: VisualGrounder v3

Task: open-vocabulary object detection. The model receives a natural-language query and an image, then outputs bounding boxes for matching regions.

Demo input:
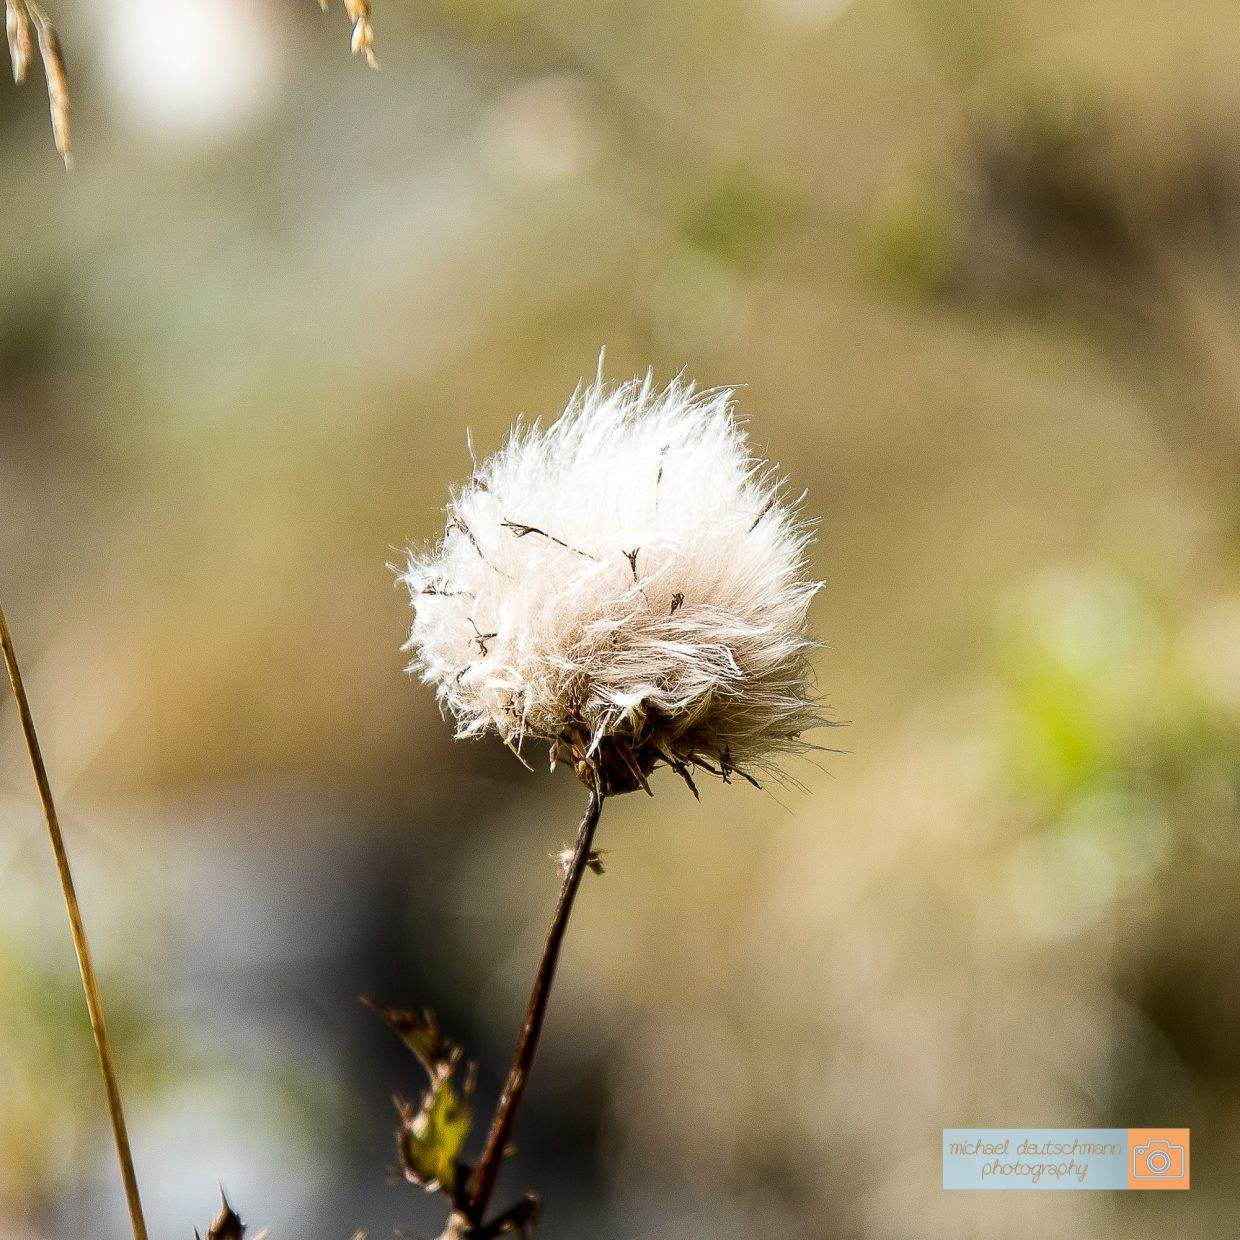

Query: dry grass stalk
[320,0,378,70]
[5,0,70,168]
[0,605,147,1240]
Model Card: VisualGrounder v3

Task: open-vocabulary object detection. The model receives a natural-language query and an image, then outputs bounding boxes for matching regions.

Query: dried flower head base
[193,1192,271,1240]
[5,0,69,167]
[403,374,823,798]
[395,372,824,1236]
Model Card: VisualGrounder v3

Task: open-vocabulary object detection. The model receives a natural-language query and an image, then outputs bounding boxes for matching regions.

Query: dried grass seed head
[402,374,823,796]
[6,0,70,167]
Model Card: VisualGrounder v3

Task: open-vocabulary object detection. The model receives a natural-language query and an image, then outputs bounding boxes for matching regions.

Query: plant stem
[0,605,150,1240]
[464,787,604,1226]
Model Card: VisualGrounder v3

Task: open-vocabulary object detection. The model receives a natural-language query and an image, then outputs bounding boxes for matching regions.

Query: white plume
[401,373,824,796]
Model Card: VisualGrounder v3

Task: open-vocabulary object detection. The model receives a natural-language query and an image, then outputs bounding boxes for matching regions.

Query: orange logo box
[1128,1128,1190,1189]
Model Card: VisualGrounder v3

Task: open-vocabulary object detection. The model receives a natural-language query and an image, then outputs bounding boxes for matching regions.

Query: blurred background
[2,0,1240,1236]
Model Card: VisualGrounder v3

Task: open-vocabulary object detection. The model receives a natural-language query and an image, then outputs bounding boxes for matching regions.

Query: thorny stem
[463,787,605,1227]
[0,605,150,1240]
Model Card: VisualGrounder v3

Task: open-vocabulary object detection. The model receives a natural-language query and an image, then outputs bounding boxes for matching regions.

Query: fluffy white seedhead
[402,374,823,796]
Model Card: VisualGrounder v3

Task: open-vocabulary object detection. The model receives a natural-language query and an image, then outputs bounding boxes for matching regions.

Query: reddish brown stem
[464,787,604,1225]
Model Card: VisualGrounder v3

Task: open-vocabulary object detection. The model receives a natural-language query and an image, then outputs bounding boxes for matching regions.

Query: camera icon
[1132,1139,1185,1179]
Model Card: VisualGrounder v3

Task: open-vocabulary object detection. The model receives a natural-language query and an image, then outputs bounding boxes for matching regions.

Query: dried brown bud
[194,1191,256,1240]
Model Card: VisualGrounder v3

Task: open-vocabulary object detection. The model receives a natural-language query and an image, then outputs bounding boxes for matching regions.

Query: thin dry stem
[0,605,148,1240]
[464,787,604,1227]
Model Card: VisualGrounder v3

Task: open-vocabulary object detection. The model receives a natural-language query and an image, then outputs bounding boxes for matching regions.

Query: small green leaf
[396,1066,476,1194]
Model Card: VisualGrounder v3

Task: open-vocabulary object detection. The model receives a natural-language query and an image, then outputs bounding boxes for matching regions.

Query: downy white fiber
[402,374,823,795]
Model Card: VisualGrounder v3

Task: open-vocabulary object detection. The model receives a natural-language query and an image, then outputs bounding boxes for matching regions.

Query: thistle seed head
[401,374,824,796]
